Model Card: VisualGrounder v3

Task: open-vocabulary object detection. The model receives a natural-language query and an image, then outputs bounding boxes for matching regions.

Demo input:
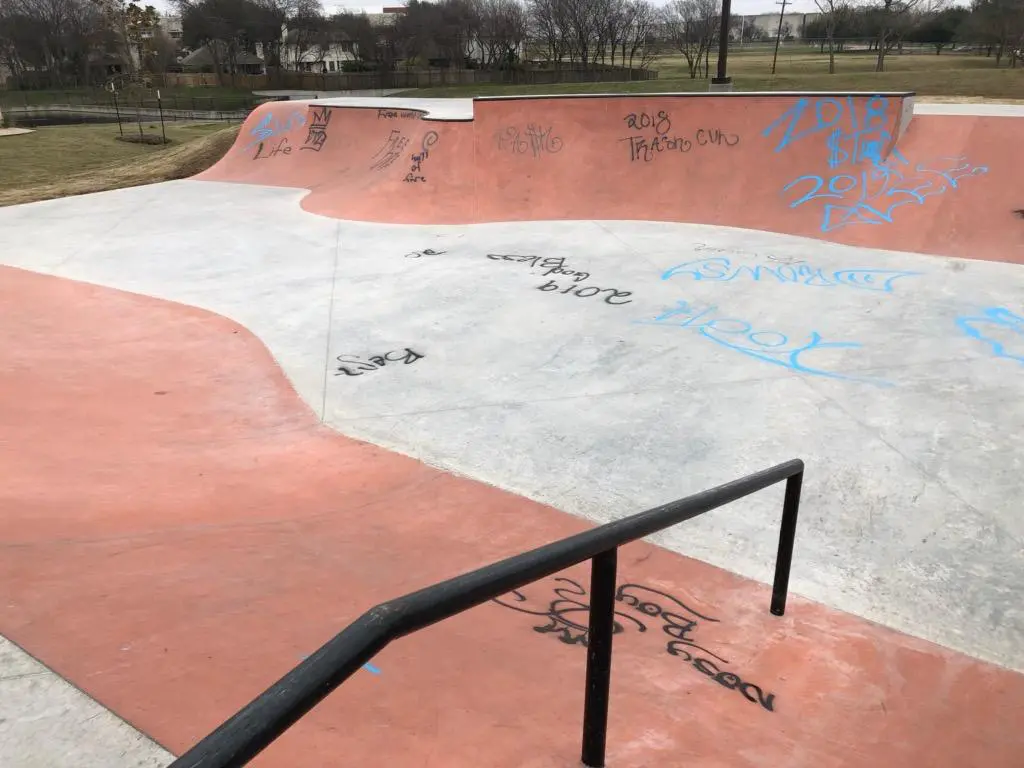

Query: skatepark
[1,91,1023,766]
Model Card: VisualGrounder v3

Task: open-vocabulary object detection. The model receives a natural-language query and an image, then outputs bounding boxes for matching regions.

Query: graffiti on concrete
[252,138,292,160]
[621,110,740,162]
[493,577,777,712]
[301,106,332,152]
[496,124,563,158]
[370,129,410,171]
[625,110,673,134]
[538,279,633,305]
[638,299,891,386]
[764,95,987,231]
[695,128,741,147]
[767,254,806,265]
[763,95,894,161]
[782,156,989,231]
[956,307,1024,366]
[377,108,423,120]
[242,110,305,151]
[335,348,425,377]
[406,131,439,183]
[487,253,591,283]
[404,248,447,258]
[662,257,920,293]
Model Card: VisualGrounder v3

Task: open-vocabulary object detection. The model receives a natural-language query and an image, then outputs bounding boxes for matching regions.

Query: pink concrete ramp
[198,93,1021,264]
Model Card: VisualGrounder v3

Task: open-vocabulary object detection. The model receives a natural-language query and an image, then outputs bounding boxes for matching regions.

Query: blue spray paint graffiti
[242,110,307,150]
[637,300,891,386]
[661,257,919,292]
[956,307,1024,366]
[763,94,894,164]
[763,95,987,231]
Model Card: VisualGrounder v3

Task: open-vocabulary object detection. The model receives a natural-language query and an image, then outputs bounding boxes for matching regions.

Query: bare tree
[814,0,854,73]
[527,0,569,65]
[964,0,1024,66]
[473,0,527,67]
[561,0,601,66]
[283,4,329,71]
[393,0,478,66]
[330,11,377,62]
[870,0,921,71]
[0,0,114,86]
[662,0,719,78]
[620,0,658,68]
[91,0,139,74]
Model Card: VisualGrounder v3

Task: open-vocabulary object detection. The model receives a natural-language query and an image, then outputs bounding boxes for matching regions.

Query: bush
[341,60,377,72]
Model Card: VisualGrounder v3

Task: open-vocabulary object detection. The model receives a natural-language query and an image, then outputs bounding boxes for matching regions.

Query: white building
[278,29,358,73]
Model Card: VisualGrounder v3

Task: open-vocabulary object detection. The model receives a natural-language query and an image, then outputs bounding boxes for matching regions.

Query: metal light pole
[712,0,733,88]
[110,82,123,137]
[156,89,167,144]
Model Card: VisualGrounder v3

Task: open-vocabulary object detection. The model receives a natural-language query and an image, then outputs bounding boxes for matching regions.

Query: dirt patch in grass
[0,123,239,207]
[116,133,172,145]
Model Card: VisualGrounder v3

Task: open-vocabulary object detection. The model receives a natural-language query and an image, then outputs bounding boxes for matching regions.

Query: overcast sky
[153,0,825,19]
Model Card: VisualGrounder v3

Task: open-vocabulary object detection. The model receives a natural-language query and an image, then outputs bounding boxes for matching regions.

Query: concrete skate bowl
[198,92,1022,263]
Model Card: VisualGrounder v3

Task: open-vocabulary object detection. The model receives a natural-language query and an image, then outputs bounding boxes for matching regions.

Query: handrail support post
[770,471,803,616]
[581,549,617,768]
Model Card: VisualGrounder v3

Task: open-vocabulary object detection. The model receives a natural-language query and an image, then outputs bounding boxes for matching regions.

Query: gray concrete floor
[0,637,172,767]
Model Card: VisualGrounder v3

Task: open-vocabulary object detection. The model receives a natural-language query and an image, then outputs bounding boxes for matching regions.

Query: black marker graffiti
[370,130,410,171]
[624,111,671,136]
[538,279,632,305]
[377,109,423,120]
[406,131,439,183]
[621,135,692,162]
[695,128,740,147]
[301,106,332,152]
[404,248,447,258]
[493,578,776,713]
[621,125,741,163]
[487,253,590,282]
[252,137,292,160]
[766,254,806,265]
[335,348,424,376]
[496,124,564,158]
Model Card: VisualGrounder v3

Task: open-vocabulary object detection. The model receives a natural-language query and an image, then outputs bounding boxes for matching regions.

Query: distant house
[160,13,183,43]
[367,6,407,26]
[276,27,358,73]
[737,12,821,40]
[181,42,264,75]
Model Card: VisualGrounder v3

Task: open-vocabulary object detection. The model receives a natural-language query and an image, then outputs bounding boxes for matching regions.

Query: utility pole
[712,0,733,88]
[770,0,789,76]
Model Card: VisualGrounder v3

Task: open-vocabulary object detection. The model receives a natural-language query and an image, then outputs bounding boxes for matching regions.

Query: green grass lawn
[0,85,259,110]
[403,50,1024,100]
[0,122,228,190]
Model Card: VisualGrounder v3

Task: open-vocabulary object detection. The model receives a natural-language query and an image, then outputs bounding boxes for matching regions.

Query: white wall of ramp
[1,179,1022,674]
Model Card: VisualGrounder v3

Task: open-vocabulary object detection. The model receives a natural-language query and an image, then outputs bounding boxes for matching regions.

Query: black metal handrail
[169,459,804,768]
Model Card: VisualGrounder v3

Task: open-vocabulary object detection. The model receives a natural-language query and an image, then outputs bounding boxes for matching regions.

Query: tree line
[806,0,1023,71]
[1,0,1021,90]
[179,0,665,74]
